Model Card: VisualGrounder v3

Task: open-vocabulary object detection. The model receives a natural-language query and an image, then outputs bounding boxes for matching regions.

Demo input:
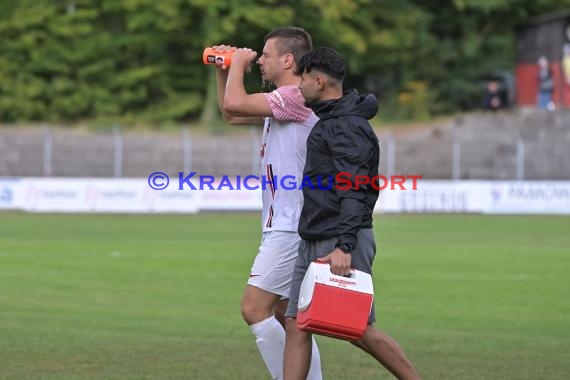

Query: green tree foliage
[0,0,568,125]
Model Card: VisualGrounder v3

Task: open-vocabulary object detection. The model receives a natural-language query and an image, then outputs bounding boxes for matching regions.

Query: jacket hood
[310,89,379,120]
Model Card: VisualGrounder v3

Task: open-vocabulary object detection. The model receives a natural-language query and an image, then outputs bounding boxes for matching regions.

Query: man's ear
[282,53,294,69]
[315,75,325,91]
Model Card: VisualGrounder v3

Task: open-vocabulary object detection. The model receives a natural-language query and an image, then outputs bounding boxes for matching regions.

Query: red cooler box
[297,261,374,341]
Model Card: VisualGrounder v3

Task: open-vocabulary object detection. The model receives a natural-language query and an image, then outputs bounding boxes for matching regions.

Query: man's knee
[354,324,378,345]
[350,338,367,351]
[241,285,283,324]
[241,297,273,325]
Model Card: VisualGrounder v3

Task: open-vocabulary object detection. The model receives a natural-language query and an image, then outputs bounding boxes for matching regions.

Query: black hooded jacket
[298,89,380,252]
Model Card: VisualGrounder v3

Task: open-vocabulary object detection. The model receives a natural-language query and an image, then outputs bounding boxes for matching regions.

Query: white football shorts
[247,230,301,298]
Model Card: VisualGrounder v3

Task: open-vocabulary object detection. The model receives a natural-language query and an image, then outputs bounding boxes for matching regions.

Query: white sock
[250,316,323,380]
[307,336,323,380]
[250,316,286,379]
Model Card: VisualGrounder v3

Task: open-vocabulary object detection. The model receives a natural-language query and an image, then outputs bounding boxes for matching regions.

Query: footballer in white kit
[248,84,319,298]
[213,27,323,379]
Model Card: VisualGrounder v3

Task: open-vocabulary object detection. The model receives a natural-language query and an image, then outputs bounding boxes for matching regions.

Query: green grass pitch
[0,212,569,379]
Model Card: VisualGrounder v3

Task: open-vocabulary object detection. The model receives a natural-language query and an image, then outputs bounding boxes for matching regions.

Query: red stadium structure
[516,9,570,108]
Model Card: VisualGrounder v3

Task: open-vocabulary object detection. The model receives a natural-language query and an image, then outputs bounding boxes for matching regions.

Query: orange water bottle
[203,47,236,67]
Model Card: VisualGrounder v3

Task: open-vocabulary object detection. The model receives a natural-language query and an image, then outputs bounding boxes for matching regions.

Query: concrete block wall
[1,110,569,180]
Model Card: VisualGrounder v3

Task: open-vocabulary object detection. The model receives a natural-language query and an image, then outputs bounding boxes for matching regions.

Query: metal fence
[0,125,262,178]
[1,112,569,180]
[376,111,570,180]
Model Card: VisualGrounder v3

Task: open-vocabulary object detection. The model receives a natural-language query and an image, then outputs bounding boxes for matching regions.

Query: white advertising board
[2,178,570,215]
[0,178,23,210]
[485,181,570,214]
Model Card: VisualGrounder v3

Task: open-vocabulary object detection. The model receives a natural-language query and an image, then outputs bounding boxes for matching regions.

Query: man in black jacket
[283,47,420,380]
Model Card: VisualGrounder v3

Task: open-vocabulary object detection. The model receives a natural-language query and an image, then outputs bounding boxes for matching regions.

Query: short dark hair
[296,47,346,81]
[264,26,313,68]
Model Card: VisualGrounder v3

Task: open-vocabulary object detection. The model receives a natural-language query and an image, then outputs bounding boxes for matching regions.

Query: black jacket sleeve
[328,119,371,252]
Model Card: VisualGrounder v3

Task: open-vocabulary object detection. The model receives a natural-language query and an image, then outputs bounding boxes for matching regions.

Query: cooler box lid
[298,261,374,312]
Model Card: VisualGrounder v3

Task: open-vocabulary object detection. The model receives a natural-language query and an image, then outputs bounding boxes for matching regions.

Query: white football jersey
[260,85,319,232]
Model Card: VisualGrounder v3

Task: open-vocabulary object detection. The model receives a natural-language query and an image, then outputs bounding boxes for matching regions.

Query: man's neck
[274,72,300,88]
[319,88,343,102]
